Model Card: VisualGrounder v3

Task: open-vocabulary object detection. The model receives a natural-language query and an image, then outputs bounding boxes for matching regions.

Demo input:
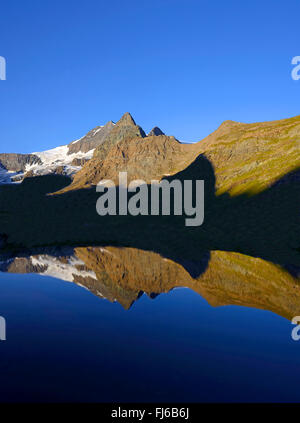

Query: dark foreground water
[0,270,300,402]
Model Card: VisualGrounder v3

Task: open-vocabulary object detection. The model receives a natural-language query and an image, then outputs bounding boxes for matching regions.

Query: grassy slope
[196,115,300,195]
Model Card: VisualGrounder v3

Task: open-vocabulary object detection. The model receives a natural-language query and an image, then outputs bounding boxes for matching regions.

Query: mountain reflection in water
[1,246,299,320]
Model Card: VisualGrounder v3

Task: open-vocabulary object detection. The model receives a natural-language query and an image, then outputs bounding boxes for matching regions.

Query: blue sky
[0,0,299,153]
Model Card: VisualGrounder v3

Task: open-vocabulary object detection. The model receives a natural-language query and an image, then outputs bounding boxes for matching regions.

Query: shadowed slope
[0,152,299,269]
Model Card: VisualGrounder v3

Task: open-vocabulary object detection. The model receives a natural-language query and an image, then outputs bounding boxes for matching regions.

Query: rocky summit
[1,112,299,198]
[67,121,115,155]
[55,112,300,196]
[0,153,42,173]
[148,126,165,136]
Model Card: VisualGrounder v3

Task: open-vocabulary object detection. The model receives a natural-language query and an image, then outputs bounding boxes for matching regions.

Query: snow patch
[26,145,95,177]
[30,255,98,283]
[0,168,22,185]
[92,127,103,136]
[0,123,106,184]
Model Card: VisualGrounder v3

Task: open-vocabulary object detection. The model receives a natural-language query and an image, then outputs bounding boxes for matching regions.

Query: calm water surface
[0,267,299,402]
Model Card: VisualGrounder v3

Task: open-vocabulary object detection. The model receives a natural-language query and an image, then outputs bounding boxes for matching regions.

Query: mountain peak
[218,120,239,129]
[104,120,115,128]
[117,112,136,126]
[148,127,165,137]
